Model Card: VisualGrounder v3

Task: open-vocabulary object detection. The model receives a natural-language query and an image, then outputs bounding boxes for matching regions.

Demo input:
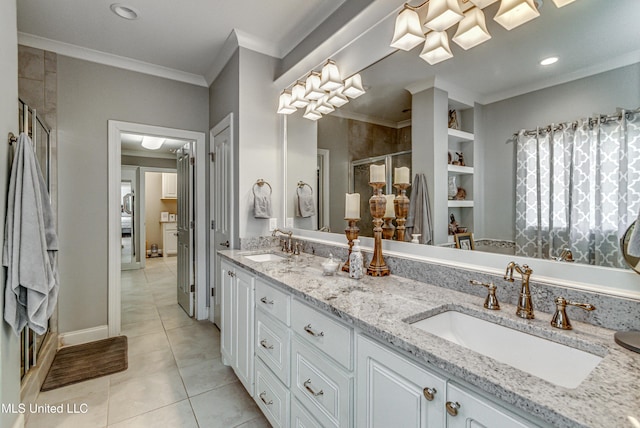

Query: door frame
[108,120,207,337]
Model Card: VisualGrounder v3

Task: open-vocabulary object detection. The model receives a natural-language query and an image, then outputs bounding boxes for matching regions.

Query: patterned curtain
[515,110,640,268]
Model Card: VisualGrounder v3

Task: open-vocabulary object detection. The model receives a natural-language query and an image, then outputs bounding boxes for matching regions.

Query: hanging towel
[3,133,59,336]
[628,209,640,257]
[405,174,433,244]
[295,185,315,218]
[253,183,272,219]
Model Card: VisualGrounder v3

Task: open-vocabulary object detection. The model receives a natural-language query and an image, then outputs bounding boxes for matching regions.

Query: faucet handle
[469,280,500,310]
[550,296,596,330]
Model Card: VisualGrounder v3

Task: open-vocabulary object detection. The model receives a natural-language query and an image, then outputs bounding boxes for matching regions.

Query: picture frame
[454,232,474,250]
[160,211,169,222]
[169,213,176,222]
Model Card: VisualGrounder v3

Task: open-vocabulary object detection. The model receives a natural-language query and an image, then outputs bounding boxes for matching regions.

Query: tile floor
[26,257,269,428]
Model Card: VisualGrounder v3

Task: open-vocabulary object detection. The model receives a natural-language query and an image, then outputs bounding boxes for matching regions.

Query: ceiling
[17,0,347,80]
[121,133,189,158]
[336,0,640,124]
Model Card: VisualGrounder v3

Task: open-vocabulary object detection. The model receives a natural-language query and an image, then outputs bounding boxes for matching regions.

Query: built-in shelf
[448,128,474,143]
[448,165,474,175]
[448,200,474,208]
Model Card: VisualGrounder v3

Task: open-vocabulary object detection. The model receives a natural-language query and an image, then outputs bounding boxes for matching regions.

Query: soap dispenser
[349,239,364,280]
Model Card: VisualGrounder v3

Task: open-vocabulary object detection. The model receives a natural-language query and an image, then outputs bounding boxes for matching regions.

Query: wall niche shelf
[448,165,474,175]
[448,200,474,208]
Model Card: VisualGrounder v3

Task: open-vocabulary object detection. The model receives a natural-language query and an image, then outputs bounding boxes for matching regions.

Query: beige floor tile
[121,318,165,339]
[190,382,262,428]
[158,304,197,330]
[107,399,198,428]
[167,323,220,368]
[125,331,171,358]
[107,367,187,425]
[234,416,272,428]
[179,356,237,397]
[109,347,177,386]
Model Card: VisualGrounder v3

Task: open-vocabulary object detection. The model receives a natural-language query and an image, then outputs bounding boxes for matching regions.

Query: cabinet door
[161,172,178,198]
[235,267,255,396]
[356,335,446,428]
[446,383,535,428]
[220,261,234,366]
[163,224,178,256]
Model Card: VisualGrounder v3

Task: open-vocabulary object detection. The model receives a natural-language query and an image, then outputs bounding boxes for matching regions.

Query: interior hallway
[26,257,268,428]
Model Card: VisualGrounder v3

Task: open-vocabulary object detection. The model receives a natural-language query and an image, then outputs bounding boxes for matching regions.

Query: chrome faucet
[550,297,596,330]
[504,262,534,319]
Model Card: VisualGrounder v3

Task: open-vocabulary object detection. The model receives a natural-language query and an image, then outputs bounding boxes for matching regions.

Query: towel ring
[8,132,17,145]
[297,181,313,195]
[253,179,272,196]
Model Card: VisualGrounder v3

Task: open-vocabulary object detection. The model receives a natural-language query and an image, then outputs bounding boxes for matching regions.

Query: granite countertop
[219,249,640,428]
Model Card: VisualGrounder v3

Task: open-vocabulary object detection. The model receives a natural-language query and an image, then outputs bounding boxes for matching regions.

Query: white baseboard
[12,413,24,428]
[58,325,109,348]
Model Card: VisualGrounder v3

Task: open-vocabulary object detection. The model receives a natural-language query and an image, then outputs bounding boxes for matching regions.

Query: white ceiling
[336,0,640,124]
[121,132,189,158]
[17,0,347,80]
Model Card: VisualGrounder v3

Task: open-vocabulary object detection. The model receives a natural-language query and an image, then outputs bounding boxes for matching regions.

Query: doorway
[108,121,207,337]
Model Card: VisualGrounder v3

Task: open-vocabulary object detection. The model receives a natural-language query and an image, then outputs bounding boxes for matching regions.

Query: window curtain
[515,110,640,268]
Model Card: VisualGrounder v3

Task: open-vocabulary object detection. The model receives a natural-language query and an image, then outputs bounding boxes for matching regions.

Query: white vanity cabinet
[220,260,255,396]
[161,172,177,199]
[161,222,177,256]
[356,334,446,427]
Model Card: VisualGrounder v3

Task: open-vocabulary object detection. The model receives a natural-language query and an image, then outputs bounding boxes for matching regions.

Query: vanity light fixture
[452,7,491,50]
[390,5,425,51]
[315,95,336,115]
[540,56,559,65]
[141,136,164,150]
[319,60,343,92]
[327,88,349,107]
[420,31,454,65]
[551,0,575,6]
[303,101,322,121]
[424,0,464,31]
[277,91,296,115]
[304,72,325,101]
[110,3,139,20]
[469,0,499,7]
[290,81,309,108]
[343,73,366,99]
[494,0,541,30]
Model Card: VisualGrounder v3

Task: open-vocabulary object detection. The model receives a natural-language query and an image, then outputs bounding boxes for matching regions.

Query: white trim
[18,32,208,88]
[317,149,330,229]
[121,149,177,159]
[58,325,109,348]
[109,121,208,338]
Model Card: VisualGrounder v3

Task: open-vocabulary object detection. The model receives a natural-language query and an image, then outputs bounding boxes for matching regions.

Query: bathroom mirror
[621,222,640,274]
[285,0,640,271]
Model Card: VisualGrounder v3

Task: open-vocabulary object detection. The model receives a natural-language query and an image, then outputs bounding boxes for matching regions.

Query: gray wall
[481,63,640,241]
[1,1,20,424]
[57,56,209,333]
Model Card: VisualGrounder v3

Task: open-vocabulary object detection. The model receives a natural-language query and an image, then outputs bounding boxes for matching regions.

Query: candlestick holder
[393,183,410,242]
[382,218,395,240]
[367,182,390,276]
[342,218,360,272]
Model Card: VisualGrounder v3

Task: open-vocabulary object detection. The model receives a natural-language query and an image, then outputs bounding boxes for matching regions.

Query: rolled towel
[628,210,640,257]
[253,184,272,219]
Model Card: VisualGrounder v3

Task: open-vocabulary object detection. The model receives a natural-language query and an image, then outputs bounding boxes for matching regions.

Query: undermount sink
[244,253,287,263]
[410,311,603,389]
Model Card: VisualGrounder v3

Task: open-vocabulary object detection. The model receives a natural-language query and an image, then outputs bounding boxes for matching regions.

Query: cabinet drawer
[255,278,291,326]
[255,358,290,428]
[256,309,290,386]
[291,299,353,370]
[291,398,322,428]
[291,337,352,428]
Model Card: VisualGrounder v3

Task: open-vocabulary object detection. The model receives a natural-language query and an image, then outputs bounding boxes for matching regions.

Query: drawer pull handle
[423,387,437,401]
[260,297,274,305]
[446,401,460,417]
[303,379,324,397]
[260,339,274,350]
[304,324,324,337]
[259,392,273,406]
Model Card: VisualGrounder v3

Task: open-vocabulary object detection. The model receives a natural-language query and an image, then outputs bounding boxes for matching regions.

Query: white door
[177,143,194,316]
[210,116,233,327]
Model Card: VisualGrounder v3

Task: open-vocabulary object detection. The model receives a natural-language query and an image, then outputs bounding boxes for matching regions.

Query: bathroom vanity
[219,249,640,428]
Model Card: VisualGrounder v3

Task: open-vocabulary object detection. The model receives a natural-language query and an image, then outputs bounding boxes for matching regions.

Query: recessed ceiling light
[110,3,139,20]
[141,136,164,150]
[540,56,559,66]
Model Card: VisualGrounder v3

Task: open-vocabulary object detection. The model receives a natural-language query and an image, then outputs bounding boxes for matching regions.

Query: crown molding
[18,32,208,87]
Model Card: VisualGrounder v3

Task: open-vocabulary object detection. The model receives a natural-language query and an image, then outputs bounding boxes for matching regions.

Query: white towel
[3,133,59,336]
[628,210,640,257]
[253,185,272,219]
[295,187,315,218]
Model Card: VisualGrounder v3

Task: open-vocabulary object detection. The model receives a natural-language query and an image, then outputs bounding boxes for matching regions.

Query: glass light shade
[424,0,464,32]
[277,91,296,115]
[303,101,322,121]
[304,72,325,100]
[469,0,499,7]
[320,60,343,91]
[327,88,349,107]
[141,136,164,150]
[419,31,454,65]
[452,7,492,50]
[343,74,365,99]
[552,0,575,6]
[290,81,309,108]
[390,6,425,51]
[494,0,540,31]
[315,95,335,115]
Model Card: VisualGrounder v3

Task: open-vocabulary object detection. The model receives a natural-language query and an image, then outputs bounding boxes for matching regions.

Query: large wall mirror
[285,0,640,275]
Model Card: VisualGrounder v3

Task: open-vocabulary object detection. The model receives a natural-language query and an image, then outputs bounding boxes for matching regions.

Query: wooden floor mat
[41,336,128,391]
